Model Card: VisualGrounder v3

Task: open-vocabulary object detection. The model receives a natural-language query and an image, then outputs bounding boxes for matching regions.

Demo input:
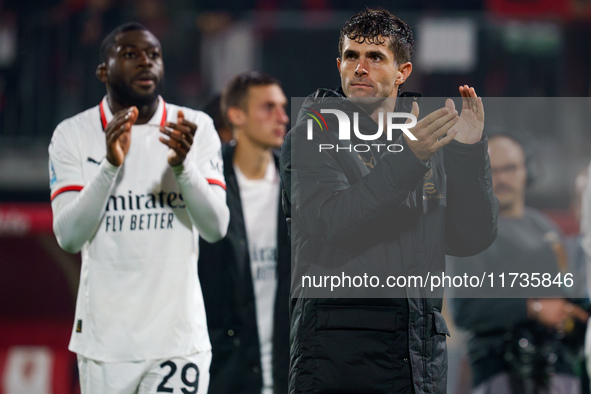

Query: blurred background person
[562,165,591,393]
[581,159,591,393]
[565,166,589,299]
[450,134,589,394]
[198,71,290,394]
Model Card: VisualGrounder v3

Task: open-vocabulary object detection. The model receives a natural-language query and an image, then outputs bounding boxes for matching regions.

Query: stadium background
[1,0,591,392]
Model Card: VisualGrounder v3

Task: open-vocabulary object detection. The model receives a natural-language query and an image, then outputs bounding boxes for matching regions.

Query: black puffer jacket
[280,89,498,394]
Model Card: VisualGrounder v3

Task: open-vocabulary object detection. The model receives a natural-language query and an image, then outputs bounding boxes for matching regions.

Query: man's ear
[336,57,342,75]
[227,106,246,128]
[96,63,107,83]
[396,62,412,86]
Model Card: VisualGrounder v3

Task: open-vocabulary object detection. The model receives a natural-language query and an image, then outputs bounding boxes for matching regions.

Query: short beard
[109,79,162,108]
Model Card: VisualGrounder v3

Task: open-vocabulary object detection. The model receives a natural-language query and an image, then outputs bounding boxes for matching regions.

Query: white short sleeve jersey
[48,97,226,362]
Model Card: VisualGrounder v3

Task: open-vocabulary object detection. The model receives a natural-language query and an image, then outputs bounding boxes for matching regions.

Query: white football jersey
[48,97,225,362]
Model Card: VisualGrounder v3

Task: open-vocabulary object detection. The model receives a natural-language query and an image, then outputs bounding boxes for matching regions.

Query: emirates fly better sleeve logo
[305,107,417,153]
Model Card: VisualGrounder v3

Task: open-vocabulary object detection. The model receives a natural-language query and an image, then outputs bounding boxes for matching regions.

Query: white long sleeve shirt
[49,97,229,362]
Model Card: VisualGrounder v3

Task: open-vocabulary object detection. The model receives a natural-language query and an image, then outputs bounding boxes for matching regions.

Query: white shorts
[77,350,211,394]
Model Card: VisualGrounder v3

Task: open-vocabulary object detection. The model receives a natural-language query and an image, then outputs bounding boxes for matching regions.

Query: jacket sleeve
[443,136,499,257]
[281,121,429,245]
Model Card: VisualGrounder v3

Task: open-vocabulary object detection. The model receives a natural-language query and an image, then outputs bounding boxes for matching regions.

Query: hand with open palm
[450,85,484,145]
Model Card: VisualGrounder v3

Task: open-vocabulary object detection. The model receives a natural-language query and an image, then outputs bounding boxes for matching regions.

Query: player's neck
[106,96,159,125]
[234,139,273,180]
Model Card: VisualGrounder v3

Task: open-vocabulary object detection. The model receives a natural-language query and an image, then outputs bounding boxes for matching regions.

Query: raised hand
[159,110,198,167]
[404,101,459,162]
[451,85,484,145]
[105,106,138,166]
[527,298,589,331]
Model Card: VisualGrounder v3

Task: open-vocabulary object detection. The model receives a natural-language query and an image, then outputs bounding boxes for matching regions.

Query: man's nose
[492,170,510,185]
[355,59,368,76]
[138,51,152,66]
[277,107,289,124]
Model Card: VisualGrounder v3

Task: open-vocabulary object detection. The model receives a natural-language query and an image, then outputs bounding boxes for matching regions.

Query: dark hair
[221,71,280,127]
[203,94,226,133]
[338,8,414,66]
[99,22,150,63]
